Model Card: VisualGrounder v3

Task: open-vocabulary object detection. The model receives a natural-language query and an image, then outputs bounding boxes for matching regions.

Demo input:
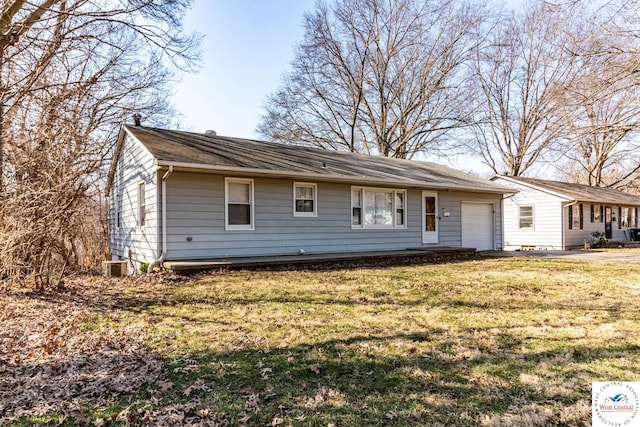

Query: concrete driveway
[481,249,640,263]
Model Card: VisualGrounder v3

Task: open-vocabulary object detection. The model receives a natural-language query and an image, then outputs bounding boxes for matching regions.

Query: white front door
[422,191,438,244]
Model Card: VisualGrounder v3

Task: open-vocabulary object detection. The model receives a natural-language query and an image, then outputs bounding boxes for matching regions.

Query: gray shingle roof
[123,125,510,193]
[504,176,640,206]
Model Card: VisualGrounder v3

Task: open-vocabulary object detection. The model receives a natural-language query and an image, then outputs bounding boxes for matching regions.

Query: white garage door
[461,203,494,251]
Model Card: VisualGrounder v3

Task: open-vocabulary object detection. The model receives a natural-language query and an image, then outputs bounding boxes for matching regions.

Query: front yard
[2,257,639,426]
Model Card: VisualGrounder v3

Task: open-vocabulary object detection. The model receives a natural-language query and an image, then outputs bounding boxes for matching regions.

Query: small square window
[519,206,533,228]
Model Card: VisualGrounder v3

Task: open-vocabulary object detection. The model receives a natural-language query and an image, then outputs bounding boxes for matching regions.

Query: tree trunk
[0,99,3,196]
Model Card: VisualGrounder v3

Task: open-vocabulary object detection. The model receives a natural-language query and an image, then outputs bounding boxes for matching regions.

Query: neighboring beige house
[492,175,640,250]
[105,124,512,273]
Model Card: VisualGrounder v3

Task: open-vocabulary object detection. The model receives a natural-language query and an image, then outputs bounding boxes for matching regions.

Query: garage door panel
[461,203,494,251]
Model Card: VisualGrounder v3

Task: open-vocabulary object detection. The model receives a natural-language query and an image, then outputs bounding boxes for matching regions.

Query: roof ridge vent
[204,130,217,136]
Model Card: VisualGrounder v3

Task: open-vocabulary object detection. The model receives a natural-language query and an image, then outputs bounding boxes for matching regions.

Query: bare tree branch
[258,0,487,159]
[0,0,200,288]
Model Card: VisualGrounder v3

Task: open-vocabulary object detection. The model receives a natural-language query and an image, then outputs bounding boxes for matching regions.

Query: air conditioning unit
[102,260,127,277]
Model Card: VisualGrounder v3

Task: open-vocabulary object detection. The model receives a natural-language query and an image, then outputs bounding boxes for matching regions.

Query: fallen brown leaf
[157,380,174,392]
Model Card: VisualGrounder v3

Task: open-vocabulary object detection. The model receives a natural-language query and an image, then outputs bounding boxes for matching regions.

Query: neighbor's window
[352,187,406,228]
[623,207,631,227]
[618,206,623,229]
[138,182,146,227]
[519,206,533,228]
[293,182,317,217]
[225,178,254,230]
[569,204,582,230]
[591,204,603,223]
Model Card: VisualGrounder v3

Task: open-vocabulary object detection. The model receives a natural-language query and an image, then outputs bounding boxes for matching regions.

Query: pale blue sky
[172,0,316,139]
[170,0,522,177]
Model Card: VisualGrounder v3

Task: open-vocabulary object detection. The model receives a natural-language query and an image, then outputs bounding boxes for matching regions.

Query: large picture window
[351,187,406,228]
[225,178,254,230]
[293,182,317,217]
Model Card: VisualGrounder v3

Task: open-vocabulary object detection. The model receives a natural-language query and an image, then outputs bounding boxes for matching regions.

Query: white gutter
[149,165,173,272]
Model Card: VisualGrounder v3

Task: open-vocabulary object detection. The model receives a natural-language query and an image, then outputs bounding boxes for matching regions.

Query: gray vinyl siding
[564,204,596,248]
[164,172,503,260]
[109,134,158,271]
[564,203,637,248]
[610,206,640,242]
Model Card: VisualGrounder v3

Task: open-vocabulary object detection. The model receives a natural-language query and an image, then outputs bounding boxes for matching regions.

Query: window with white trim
[352,189,363,225]
[351,187,407,228]
[225,178,254,230]
[138,182,146,227]
[519,206,533,228]
[623,207,630,227]
[116,192,122,230]
[395,192,405,226]
[293,182,317,217]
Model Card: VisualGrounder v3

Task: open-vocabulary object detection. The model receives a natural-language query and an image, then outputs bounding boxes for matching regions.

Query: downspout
[149,165,173,272]
[499,195,505,250]
[498,192,516,250]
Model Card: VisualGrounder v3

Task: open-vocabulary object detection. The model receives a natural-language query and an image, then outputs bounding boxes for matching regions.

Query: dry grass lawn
[2,257,640,426]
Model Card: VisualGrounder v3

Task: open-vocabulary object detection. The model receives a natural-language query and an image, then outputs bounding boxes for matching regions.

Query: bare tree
[0,1,200,289]
[465,1,580,176]
[550,0,640,188]
[556,58,640,187]
[258,0,486,159]
[0,0,199,190]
